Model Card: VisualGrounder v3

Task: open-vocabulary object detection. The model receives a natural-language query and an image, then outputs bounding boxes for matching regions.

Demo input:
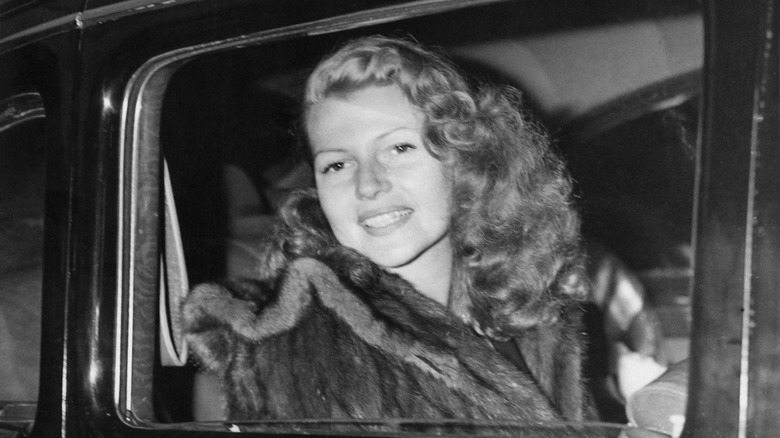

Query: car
[1,0,777,437]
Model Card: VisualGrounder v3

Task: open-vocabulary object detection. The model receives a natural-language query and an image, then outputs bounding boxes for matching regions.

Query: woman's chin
[367,251,417,270]
[358,232,452,270]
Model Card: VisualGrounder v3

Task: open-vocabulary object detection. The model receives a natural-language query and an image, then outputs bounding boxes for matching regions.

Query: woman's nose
[355,160,391,200]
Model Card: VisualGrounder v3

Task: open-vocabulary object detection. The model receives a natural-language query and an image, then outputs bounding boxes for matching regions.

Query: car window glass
[0,117,45,406]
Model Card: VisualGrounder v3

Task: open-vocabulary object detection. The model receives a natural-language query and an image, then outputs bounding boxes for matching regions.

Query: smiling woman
[21,0,780,436]
[182,35,592,424]
[307,85,454,303]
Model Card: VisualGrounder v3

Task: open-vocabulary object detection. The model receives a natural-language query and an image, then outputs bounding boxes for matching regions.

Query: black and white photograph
[1,1,777,437]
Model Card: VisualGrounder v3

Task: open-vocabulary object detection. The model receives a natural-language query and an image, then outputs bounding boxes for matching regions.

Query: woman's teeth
[363,209,412,228]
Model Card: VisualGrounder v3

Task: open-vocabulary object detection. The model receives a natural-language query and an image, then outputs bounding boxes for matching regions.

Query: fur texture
[183,250,586,422]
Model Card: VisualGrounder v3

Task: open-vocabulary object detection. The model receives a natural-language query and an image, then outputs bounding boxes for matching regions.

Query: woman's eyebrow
[312,148,346,159]
[374,126,415,142]
[314,127,416,157]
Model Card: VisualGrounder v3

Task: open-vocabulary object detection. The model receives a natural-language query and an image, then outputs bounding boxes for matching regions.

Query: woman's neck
[388,235,453,306]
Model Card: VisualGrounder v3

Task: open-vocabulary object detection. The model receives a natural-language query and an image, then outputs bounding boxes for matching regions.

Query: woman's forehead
[306,85,424,148]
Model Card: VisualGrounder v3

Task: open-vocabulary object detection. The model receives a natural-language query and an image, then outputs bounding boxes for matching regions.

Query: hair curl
[276,35,587,340]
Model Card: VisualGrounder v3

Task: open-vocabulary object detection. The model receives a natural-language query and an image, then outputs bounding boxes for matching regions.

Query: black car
[1,0,778,437]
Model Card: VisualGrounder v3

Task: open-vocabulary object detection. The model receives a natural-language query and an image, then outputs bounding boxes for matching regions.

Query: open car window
[114,1,701,435]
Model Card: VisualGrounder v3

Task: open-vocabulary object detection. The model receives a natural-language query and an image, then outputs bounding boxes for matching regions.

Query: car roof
[453,13,701,126]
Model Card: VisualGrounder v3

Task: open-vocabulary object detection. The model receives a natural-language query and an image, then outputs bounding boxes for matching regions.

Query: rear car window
[0,113,45,409]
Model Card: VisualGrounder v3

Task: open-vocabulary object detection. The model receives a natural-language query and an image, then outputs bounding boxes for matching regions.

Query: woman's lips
[359,207,413,230]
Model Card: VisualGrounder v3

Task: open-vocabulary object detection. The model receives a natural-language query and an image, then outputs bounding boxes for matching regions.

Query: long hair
[278,35,587,340]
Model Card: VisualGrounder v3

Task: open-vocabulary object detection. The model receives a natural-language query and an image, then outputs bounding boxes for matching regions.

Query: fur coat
[182,245,588,422]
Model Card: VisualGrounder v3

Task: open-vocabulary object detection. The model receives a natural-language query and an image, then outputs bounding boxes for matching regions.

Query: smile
[360,209,413,229]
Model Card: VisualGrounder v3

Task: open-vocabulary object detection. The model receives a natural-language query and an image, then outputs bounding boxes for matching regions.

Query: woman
[183,35,592,423]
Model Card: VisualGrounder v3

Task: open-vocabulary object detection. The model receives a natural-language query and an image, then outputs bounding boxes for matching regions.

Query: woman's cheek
[317,186,353,241]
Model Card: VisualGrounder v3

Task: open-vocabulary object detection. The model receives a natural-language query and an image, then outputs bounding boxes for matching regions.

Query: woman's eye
[322,162,346,174]
[391,143,416,154]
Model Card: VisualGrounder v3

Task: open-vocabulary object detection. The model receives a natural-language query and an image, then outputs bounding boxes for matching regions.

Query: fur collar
[182,248,574,422]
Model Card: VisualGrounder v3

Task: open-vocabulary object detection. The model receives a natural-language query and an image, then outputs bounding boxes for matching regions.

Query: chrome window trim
[0,92,45,134]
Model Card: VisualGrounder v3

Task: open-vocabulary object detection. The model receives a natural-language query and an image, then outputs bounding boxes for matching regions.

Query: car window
[116,1,701,434]
[0,103,45,410]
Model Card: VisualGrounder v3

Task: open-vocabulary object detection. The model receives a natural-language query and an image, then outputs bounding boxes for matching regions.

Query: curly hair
[275,35,587,340]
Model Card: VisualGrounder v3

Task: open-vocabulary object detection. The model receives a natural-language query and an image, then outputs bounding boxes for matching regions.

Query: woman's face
[306,85,453,269]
